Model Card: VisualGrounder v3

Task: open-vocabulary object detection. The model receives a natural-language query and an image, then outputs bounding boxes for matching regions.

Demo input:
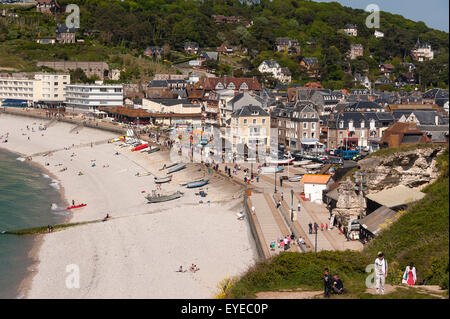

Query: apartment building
[65,82,123,111]
[0,73,70,104]
[230,104,271,155]
[270,101,321,150]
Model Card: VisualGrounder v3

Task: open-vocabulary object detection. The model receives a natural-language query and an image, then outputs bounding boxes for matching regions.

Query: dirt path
[256,289,323,299]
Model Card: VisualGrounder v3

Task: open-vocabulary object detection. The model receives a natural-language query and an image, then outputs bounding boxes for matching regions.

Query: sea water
[0,149,67,298]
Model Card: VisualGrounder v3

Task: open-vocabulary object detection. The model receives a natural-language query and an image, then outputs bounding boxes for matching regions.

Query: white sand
[0,113,257,298]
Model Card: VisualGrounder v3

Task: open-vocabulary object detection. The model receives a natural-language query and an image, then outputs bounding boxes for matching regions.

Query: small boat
[139,147,150,152]
[305,163,322,169]
[293,160,311,166]
[132,144,148,152]
[147,147,160,154]
[146,191,184,203]
[270,158,294,166]
[186,179,209,188]
[288,175,303,182]
[66,204,87,210]
[154,175,172,184]
[160,162,179,170]
[179,178,204,186]
[136,172,152,177]
[167,163,186,174]
[260,166,284,174]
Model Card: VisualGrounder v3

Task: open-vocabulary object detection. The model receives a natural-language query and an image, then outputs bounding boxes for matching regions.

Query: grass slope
[226,146,449,298]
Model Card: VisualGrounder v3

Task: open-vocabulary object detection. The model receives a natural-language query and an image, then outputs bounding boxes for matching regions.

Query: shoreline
[0,113,258,299]
[0,147,69,299]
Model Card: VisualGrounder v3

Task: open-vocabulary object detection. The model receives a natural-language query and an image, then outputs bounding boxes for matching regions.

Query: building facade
[65,82,123,111]
[0,73,70,104]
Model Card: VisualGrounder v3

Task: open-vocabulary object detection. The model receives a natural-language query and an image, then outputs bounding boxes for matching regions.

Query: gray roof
[232,104,269,117]
[393,110,446,125]
[148,98,190,106]
[359,206,397,236]
[148,80,168,88]
[366,185,425,208]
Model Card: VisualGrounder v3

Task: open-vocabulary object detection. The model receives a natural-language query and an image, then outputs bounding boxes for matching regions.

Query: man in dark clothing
[308,222,313,234]
[323,268,332,298]
[314,222,319,234]
[280,178,283,187]
[332,275,344,294]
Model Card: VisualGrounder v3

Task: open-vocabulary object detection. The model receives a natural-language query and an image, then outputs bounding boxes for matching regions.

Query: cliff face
[358,147,444,193]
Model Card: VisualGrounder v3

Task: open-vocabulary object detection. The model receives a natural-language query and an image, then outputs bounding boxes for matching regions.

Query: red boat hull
[131,144,148,152]
[66,204,87,210]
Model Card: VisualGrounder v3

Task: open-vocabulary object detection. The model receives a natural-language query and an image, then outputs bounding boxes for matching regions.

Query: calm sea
[0,149,67,298]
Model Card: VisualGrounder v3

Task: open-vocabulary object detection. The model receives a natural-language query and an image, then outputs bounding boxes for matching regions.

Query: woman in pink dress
[403,262,417,286]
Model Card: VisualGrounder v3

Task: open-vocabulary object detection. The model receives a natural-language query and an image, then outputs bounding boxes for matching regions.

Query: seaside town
[0,0,448,301]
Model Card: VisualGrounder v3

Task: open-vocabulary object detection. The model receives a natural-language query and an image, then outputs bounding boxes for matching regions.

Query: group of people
[177,264,200,273]
[47,225,55,233]
[322,252,418,298]
[308,222,328,234]
[323,268,345,297]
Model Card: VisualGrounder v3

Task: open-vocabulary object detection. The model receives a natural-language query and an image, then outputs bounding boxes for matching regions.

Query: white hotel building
[65,82,124,111]
[0,73,70,104]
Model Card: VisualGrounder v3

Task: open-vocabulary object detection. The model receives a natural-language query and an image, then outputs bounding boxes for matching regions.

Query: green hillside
[0,0,448,88]
[226,146,449,298]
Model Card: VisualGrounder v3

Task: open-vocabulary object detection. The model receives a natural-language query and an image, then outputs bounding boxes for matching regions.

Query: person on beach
[308,222,313,234]
[403,262,416,286]
[256,174,259,183]
[177,266,186,273]
[374,252,388,295]
[72,200,75,206]
[281,192,284,201]
[321,223,324,231]
[298,202,301,212]
[314,222,319,234]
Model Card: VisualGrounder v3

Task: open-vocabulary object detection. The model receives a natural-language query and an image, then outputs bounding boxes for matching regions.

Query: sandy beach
[0,113,257,298]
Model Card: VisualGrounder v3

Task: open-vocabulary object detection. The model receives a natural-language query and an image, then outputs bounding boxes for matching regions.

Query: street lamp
[274,169,277,193]
[315,226,318,252]
[290,189,294,221]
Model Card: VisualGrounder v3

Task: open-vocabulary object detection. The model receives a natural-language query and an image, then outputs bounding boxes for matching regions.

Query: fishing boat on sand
[132,144,148,152]
[260,166,284,174]
[186,179,209,188]
[66,203,87,210]
[179,177,204,186]
[167,163,186,174]
[146,191,184,203]
[160,162,179,170]
[154,175,172,184]
[147,147,160,154]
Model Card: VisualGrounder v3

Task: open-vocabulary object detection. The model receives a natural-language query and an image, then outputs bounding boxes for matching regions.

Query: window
[100,88,107,92]
[240,82,248,90]
[311,132,315,138]
[243,119,247,125]
[227,82,236,89]
[54,82,58,86]
[339,121,344,128]
[303,123,307,129]
[253,119,256,124]
[303,132,307,138]
[262,119,266,124]
[311,123,315,130]
[114,88,122,92]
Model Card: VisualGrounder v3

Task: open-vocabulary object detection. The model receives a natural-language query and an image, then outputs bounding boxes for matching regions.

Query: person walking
[281,192,284,201]
[314,222,319,234]
[256,174,260,183]
[403,262,416,286]
[297,202,301,212]
[308,222,313,234]
[374,252,388,295]
[323,268,332,298]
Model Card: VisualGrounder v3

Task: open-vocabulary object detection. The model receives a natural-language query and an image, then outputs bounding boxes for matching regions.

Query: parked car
[327,157,344,166]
